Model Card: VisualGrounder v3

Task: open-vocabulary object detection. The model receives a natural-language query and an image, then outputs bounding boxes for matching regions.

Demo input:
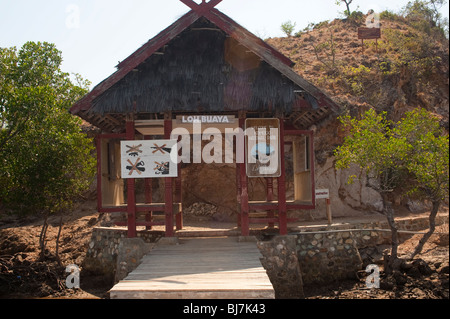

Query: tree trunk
[344,0,352,15]
[55,214,64,266]
[410,200,440,259]
[381,194,399,274]
[39,215,49,260]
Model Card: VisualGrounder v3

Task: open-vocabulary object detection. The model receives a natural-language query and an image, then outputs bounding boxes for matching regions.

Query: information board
[120,140,178,178]
[245,119,281,178]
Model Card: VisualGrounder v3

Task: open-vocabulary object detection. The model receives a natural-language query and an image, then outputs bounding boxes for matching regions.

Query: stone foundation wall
[258,213,448,294]
[82,214,448,296]
[257,236,304,299]
[296,231,363,285]
[82,227,163,283]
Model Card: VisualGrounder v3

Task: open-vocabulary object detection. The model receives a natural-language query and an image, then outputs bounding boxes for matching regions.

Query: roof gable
[70,1,339,131]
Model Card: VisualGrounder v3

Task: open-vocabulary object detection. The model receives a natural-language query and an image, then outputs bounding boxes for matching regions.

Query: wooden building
[70,0,339,238]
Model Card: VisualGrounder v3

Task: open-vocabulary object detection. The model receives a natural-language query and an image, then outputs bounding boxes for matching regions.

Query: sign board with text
[315,189,330,199]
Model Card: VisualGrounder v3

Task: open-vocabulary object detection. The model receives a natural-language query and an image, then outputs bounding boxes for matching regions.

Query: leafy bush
[0,42,95,217]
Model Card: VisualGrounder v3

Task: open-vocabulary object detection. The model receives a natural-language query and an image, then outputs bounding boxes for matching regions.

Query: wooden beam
[126,117,137,238]
[180,0,223,14]
[175,161,183,231]
[164,117,174,237]
[96,136,103,213]
[309,130,316,208]
[239,116,249,236]
[278,119,287,235]
[266,177,275,228]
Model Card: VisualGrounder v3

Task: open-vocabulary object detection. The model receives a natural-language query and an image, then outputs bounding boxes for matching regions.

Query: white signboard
[245,119,281,178]
[120,140,178,178]
[315,189,330,199]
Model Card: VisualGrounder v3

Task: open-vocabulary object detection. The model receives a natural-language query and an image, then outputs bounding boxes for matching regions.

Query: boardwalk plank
[110,237,274,299]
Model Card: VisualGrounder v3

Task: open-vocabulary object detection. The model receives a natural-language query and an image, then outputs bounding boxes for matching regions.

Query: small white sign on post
[120,140,178,178]
[315,188,332,225]
[315,189,330,199]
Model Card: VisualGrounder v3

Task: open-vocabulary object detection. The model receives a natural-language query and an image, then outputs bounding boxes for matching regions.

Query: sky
[1,0,449,88]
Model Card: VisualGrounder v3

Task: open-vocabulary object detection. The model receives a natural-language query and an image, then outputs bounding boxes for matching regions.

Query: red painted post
[96,136,103,212]
[236,161,242,228]
[126,117,137,238]
[96,133,127,214]
[144,135,153,230]
[239,117,249,236]
[175,161,183,230]
[278,119,288,235]
[164,116,174,237]
[145,178,153,230]
[309,131,316,208]
[266,177,275,228]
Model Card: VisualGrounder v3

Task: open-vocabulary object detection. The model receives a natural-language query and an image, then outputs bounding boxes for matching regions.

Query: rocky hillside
[268,15,449,122]
[263,13,449,217]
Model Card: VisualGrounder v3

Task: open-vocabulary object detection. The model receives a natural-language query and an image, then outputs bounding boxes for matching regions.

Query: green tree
[281,20,296,37]
[334,109,409,270]
[403,0,449,38]
[394,109,449,258]
[334,108,449,270]
[335,0,354,16]
[0,42,95,260]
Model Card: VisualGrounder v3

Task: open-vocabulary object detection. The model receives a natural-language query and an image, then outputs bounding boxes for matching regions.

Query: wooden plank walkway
[109,237,275,299]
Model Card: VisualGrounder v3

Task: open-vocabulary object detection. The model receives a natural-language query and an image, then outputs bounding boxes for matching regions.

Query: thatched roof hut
[70,2,339,132]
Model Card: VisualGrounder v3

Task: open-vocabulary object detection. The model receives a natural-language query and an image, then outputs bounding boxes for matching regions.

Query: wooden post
[278,118,287,235]
[239,116,249,236]
[126,116,137,238]
[266,177,274,228]
[144,178,153,230]
[144,135,153,230]
[96,136,103,213]
[326,198,332,225]
[236,161,242,228]
[164,115,174,237]
[309,131,316,208]
[175,161,183,231]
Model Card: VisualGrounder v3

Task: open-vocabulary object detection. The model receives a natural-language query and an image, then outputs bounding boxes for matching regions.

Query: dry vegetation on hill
[268,13,449,120]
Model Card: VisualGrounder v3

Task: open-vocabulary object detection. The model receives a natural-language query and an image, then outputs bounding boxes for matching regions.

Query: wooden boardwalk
[109,237,275,299]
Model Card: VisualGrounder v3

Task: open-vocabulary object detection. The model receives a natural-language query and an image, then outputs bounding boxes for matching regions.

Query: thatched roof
[70,3,339,133]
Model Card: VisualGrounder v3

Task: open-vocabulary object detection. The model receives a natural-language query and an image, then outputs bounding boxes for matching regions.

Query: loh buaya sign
[176,115,236,124]
[245,118,281,178]
[120,140,178,178]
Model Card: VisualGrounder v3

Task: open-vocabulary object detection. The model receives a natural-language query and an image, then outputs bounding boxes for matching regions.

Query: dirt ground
[0,199,448,299]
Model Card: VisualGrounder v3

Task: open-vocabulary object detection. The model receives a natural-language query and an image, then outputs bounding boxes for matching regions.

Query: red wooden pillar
[309,131,316,209]
[144,135,153,230]
[239,116,249,236]
[96,136,103,213]
[266,177,275,228]
[175,161,183,231]
[164,116,174,237]
[144,178,153,230]
[126,117,137,238]
[278,118,288,235]
[236,161,242,228]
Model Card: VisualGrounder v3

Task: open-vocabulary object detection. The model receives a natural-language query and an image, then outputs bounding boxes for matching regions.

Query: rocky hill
[264,13,449,218]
